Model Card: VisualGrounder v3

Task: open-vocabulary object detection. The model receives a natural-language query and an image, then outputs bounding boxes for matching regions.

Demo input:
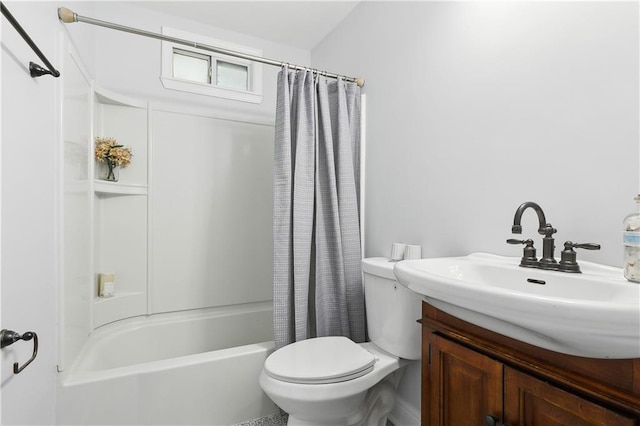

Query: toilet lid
[264,336,376,384]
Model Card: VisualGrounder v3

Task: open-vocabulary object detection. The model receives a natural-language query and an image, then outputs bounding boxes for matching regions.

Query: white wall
[312,1,639,422]
[314,1,638,268]
[1,2,61,424]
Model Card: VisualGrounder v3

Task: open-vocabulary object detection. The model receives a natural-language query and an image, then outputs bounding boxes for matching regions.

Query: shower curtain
[273,66,364,350]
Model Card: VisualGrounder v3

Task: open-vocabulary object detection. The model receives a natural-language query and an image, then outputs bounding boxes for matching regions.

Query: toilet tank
[362,257,422,360]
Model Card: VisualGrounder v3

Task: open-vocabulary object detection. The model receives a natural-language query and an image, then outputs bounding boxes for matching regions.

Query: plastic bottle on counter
[623,195,640,283]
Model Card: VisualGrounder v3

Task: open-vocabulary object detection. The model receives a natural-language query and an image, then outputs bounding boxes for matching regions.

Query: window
[173,49,211,84]
[216,60,248,91]
[161,27,263,103]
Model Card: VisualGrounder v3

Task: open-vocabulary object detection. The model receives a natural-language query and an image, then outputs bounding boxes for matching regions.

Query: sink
[394,253,640,359]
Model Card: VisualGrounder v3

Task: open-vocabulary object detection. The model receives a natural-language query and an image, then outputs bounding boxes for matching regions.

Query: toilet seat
[264,336,376,384]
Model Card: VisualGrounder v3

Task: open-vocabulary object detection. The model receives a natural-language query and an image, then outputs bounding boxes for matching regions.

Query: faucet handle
[559,241,601,273]
[565,241,601,251]
[507,238,532,245]
[507,239,538,267]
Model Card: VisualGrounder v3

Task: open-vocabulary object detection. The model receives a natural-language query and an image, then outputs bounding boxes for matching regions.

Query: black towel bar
[1,2,60,78]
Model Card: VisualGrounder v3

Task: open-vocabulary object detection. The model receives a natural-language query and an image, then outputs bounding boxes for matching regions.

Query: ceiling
[133,1,360,50]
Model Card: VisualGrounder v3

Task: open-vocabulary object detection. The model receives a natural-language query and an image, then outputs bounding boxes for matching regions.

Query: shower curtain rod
[57,7,364,88]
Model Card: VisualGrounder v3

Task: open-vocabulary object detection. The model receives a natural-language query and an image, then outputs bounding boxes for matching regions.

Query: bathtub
[57,302,278,425]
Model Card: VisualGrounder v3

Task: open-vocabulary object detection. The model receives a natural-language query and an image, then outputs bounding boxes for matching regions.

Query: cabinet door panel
[505,367,637,426]
[429,335,503,426]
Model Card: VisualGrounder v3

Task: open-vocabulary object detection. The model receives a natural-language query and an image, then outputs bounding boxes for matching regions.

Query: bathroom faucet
[508,202,601,272]
[510,202,558,269]
[511,201,548,235]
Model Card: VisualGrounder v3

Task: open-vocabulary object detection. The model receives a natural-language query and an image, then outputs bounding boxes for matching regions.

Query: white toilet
[259,257,422,426]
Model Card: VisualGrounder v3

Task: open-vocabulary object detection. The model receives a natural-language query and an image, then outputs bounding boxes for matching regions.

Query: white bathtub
[57,302,278,425]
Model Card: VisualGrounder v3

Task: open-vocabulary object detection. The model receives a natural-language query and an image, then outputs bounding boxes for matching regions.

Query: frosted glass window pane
[216,61,248,91]
[173,49,210,84]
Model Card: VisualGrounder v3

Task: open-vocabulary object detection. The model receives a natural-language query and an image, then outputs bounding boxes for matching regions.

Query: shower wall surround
[61,70,152,370]
[150,111,273,313]
[92,91,148,329]
[59,1,308,374]
[62,69,276,370]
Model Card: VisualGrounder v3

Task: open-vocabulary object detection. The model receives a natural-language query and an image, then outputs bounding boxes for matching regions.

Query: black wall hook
[1,329,39,374]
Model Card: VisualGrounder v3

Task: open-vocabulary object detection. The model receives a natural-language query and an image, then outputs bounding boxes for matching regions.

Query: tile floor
[236,412,395,426]
[235,412,288,426]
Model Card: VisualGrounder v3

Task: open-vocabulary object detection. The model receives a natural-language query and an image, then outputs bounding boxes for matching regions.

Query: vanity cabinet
[425,333,502,425]
[421,302,640,425]
[504,368,634,425]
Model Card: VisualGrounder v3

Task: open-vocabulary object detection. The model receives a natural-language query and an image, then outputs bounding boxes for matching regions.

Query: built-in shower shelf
[94,180,148,196]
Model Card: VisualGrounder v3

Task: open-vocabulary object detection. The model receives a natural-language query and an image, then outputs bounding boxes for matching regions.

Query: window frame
[160,27,263,104]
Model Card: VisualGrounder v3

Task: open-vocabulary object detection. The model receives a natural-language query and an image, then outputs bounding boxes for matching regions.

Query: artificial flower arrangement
[94,137,132,181]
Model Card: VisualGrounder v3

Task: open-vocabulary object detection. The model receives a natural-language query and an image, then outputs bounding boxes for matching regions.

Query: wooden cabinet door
[426,334,503,426]
[504,367,638,426]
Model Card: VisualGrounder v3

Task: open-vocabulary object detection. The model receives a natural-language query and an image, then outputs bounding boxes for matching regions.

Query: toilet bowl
[259,258,422,426]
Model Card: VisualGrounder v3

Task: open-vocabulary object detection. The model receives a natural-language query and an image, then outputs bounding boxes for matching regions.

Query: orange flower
[95,137,132,167]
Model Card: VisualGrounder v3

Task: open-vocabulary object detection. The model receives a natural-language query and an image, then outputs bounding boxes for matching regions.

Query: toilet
[259,257,422,426]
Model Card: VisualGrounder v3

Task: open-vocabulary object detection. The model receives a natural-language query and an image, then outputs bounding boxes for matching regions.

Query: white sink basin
[394,253,640,359]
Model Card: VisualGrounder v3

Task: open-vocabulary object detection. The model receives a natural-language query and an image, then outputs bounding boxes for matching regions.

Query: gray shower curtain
[273,66,364,350]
